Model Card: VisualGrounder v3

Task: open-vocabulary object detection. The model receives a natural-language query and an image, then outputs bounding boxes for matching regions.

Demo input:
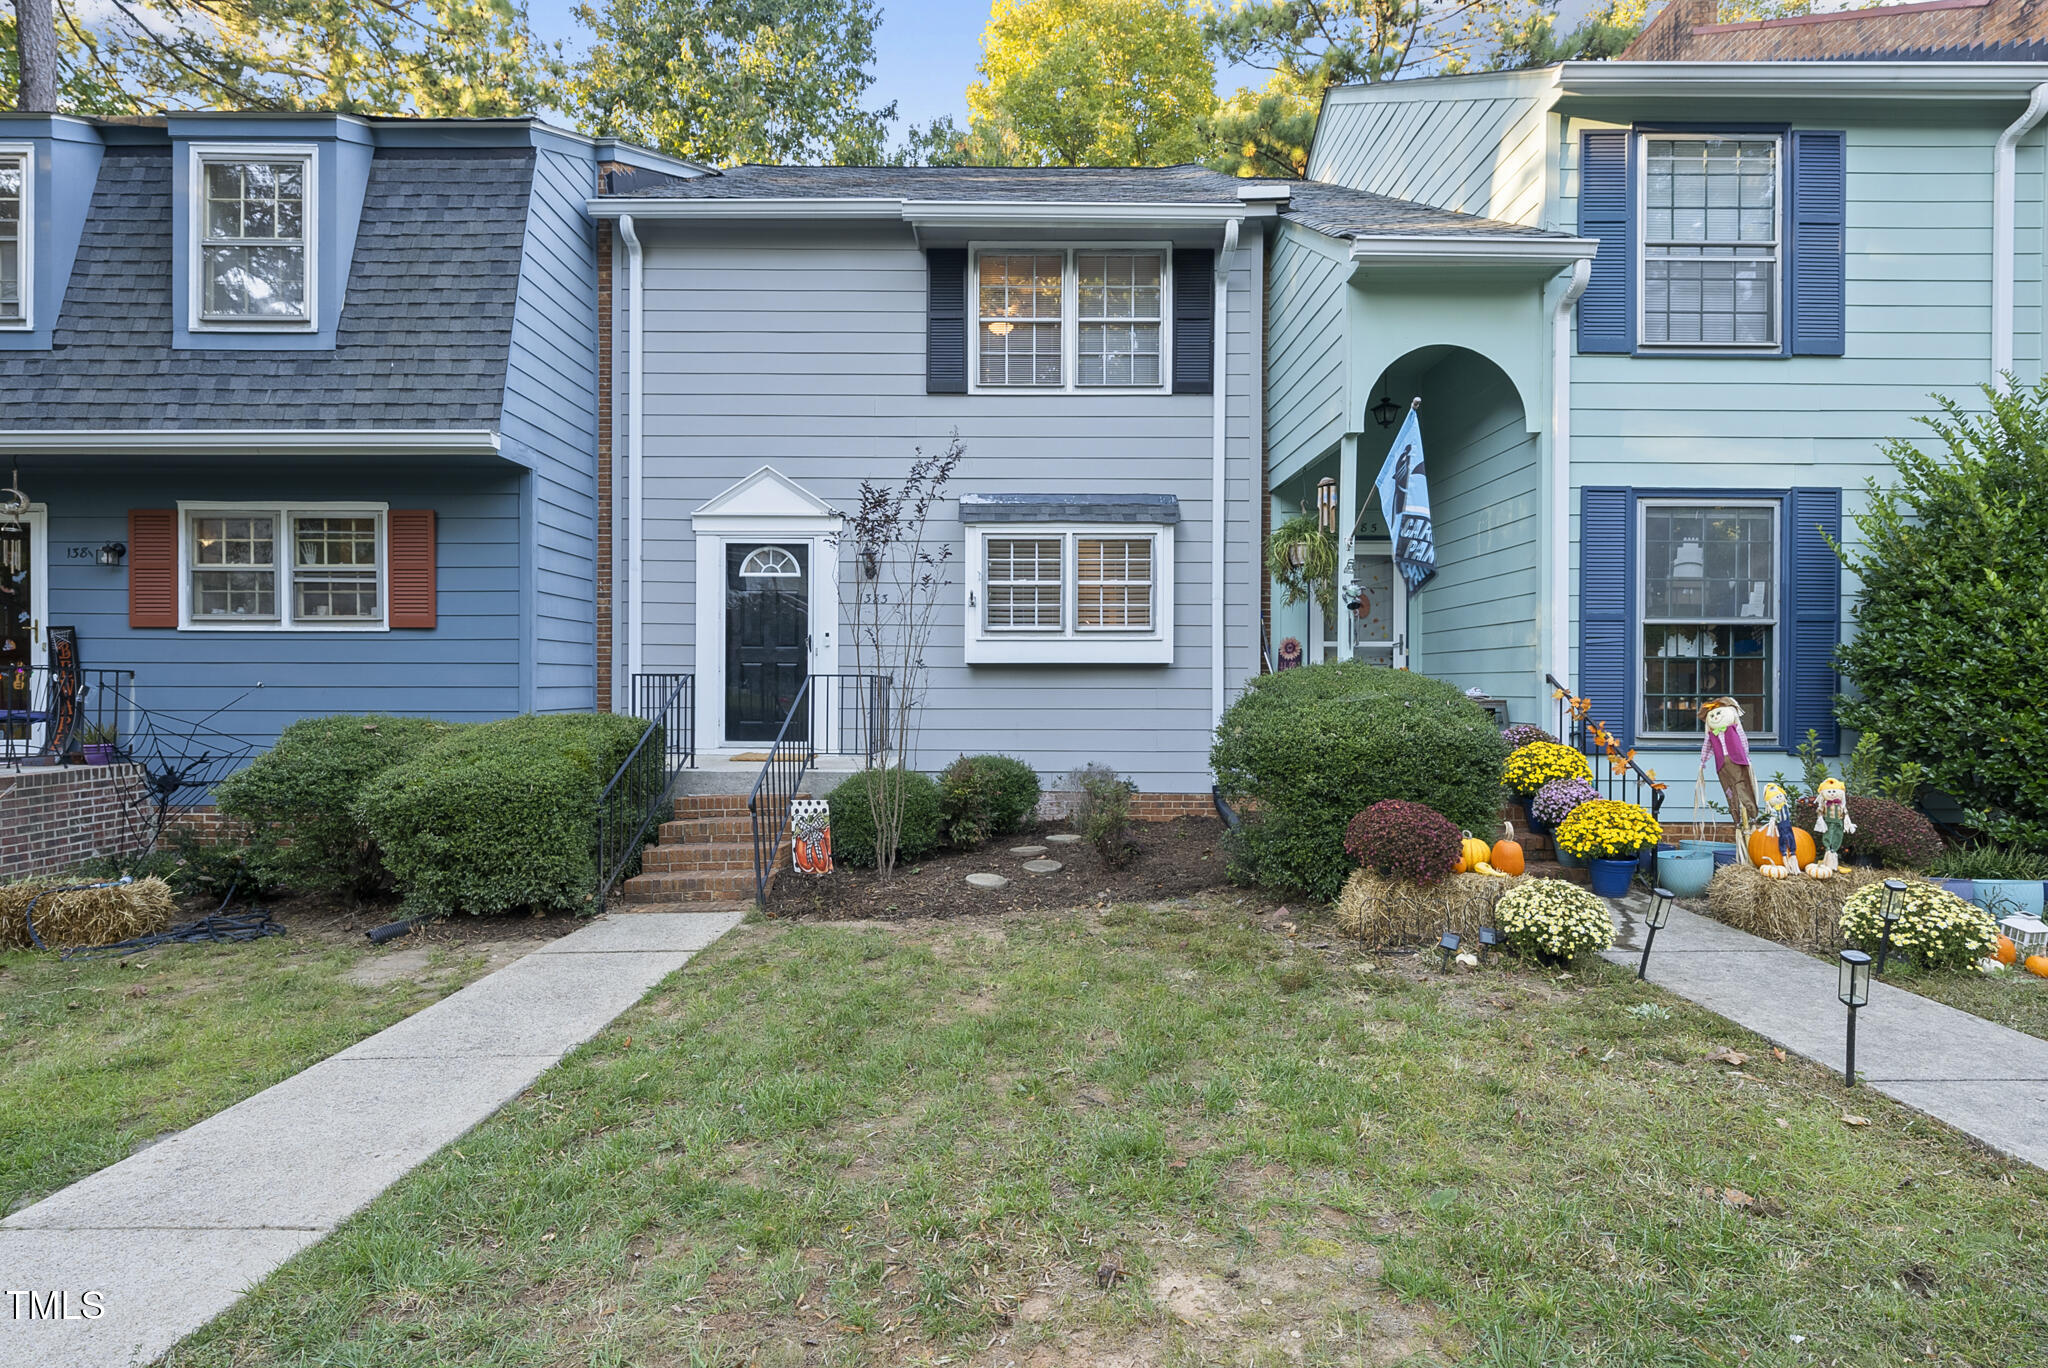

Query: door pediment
[692,466,841,526]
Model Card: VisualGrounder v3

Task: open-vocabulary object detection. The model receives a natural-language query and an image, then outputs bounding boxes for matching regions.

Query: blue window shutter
[1172,249,1215,395]
[1579,487,1635,749]
[1783,487,1843,755]
[1576,131,1634,354]
[926,248,968,394]
[1788,130,1846,357]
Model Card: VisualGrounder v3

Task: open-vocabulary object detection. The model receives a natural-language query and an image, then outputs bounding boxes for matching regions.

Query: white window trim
[0,142,33,332]
[189,142,318,333]
[1634,131,1782,355]
[176,501,388,632]
[967,242,1173,396]
[964,521,1174,664]
[1636,496,1780,742]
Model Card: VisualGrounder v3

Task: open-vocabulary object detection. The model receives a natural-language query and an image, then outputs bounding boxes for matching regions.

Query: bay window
[966,519,1172,664]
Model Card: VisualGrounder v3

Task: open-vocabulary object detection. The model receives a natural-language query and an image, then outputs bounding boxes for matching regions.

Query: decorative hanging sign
[789,798,833,876]
[1373,402,1437,594]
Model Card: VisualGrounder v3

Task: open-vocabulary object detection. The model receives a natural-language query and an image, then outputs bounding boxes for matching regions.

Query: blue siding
[38,467,526,756]
[503,144,602,714]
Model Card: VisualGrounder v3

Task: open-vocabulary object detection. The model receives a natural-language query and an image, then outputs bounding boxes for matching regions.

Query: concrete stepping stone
[1009,845,1048,856]
[1046,834,1081,845]
[1021,859,1064,874]
[966,872,1010,890]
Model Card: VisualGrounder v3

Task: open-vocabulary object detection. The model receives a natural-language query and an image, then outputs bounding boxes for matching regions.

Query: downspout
[618,214,645,682]
[1212,218,1240,726]
[1992,83,2048,390]
[1548,258,1592,690]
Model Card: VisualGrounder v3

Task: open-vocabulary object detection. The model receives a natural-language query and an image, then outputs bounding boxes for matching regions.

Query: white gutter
[584,196,1273,227]
[1349,236,1600,271]
[1212,219,1240,726]
[1548,258,1592,690]
[1555,60,2048,101]
[0,428,502,455]
[618,213,645,683]
[1993,83,2048,390]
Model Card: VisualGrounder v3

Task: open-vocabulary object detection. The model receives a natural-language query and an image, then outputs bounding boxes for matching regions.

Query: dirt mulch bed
[767,815,1235,920]
[164,885,586,951]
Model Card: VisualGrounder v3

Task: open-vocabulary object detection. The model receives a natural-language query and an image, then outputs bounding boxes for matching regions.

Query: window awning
[959,493,1179,525]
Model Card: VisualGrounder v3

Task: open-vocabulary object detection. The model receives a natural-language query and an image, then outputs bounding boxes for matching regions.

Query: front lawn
[176,899,2048,1367]
[0,906,557,1214]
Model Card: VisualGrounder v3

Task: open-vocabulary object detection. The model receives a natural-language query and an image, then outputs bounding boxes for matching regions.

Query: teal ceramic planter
[1972,879,2046,919]
[1656,849,1715,898]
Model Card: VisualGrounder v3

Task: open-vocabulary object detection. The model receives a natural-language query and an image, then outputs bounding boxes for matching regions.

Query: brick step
[669,792,811,819]
[641,843,756,873]
[659,816,756,843]
[621,869,759,901]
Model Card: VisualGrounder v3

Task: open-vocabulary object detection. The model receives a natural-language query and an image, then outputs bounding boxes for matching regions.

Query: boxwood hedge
[1210,663,1508,901]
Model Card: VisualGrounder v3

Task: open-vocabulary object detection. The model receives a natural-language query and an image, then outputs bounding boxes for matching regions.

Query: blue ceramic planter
[1935,878,1974,904]
[1589,857,1636,899]
[1656,849,1715,898]
[1972,879,2047,919]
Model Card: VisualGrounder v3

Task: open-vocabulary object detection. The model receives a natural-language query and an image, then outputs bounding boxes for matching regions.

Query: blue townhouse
[0,112,695,752]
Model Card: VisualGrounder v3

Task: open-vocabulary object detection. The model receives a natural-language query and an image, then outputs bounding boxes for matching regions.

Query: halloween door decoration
[1695,696,1760,860]
[789,797,833,876]
[1814,777,1855,873]
[1372,402,1436,594]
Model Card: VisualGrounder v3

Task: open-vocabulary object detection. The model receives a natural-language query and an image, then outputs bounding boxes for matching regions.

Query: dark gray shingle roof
[601,161,1567,240]
[3,145,533,429]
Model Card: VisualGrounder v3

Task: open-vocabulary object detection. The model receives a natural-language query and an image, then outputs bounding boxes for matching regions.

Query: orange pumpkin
[1459,833,1491,873]
[2026,954,2048,979]
[1492,822,1525,877]
[1997,935,2019,966]
[1746,830,1782,868]
[1793,828,1817,867]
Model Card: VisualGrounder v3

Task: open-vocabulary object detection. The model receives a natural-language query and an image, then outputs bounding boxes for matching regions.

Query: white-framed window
[971,245,1170,394]
[179,503,386,630]
[1638,498,1778,739]
[0,144,31,329]
[965,522,1173,664]
[191,145,315,329]
[1638,133,1780,351]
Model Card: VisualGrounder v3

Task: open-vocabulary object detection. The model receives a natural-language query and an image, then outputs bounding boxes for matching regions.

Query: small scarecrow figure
[1696,696,1761,859]
[1813,776,1856,873]
[1761,782,1801,874]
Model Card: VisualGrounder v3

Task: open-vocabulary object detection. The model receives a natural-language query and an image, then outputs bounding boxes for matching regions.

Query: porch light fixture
[1370,394,1399,429]
[1639,886,1675,981]
[1315,476,1338,533]
[96,541,126,568]
[1437,930,1461,972]
[1837,949,1872,1086]
[1875,878,1908,976]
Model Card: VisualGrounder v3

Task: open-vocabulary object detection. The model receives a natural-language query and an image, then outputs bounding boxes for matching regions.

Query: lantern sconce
[1314,476,1338,534]
[1837,949,1872,1086]
[1639,886,1675,981]
[1370,393,1400,429]
[96,541,127,568]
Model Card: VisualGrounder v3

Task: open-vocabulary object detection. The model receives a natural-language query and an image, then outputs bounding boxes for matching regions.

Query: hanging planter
[1266,513,1337,609]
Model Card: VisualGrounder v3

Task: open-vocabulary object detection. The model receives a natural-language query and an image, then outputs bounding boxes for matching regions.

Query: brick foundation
[0,764,151,880]
[1036,791,1220,823]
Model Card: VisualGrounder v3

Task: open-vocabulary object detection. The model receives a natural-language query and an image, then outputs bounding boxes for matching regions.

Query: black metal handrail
[1,664,139,766]
[747,672,890,906]
[1542,672,1668,819]
[593,673,696,913]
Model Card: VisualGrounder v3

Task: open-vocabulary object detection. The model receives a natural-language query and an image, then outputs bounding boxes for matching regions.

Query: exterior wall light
[1838,949,1872,1086]
[96,541,127,567]
[1639,886,1674,980]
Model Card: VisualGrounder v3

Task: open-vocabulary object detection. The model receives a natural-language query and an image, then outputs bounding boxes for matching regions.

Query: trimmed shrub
[1836,380,2048,850]
[1342,800,1461,885]
[354,713,651,916]
[937,754,1043,848]
[1840,879,1997,970]
[1210,663,1508,902]
[1068,763,1137,867]
[215,714,460,896]
[1793,794,1942,870]
[827,768,944,868]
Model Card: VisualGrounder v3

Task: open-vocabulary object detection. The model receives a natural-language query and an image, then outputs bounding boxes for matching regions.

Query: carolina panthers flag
[1374,405,1437,594]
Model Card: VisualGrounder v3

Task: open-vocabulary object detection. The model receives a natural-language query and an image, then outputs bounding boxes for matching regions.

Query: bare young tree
[836,437,962,876]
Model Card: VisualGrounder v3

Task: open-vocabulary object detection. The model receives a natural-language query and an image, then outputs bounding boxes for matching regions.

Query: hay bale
[1702,864,1915,949]
[1334,869,1526,948]
[0,877,176,951]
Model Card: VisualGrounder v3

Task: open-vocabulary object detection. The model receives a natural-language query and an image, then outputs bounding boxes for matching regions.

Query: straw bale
[0,877,176,951]
[1334,870,1527,948]
[1701,863,1916,949]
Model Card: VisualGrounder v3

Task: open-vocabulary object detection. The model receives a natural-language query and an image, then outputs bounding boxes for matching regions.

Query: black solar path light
[1838,949,1872,1086]
[1639,886,1675,981]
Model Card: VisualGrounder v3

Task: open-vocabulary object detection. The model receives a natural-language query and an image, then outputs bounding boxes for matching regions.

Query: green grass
[0,931,503,1213]
[172,900,2048,1367]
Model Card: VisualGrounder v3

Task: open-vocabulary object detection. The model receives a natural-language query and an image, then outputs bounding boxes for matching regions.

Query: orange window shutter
[388,509,437,629]
[128,509,178,628]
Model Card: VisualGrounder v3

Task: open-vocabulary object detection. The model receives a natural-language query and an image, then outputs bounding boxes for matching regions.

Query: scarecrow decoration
[1760,782,1801,874]
[1694,696,1760,861]
[789,798,833,876]
[1813,777,1856,873]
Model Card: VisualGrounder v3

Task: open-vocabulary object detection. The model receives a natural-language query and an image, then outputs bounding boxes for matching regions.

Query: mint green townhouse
[1263,57,2048,815]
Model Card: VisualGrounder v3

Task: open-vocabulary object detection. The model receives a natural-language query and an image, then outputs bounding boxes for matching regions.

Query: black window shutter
[1579,486,1635,749]
[1788,130,1846,357]
[1577,131,1634,354]
[1783,487,1843,754]
[1172,249,1214,395]
[926,248,968,394]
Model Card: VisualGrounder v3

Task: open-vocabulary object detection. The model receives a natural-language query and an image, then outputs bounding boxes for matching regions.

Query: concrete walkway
[1604,896,2048,1169]
[0,910,743,1368]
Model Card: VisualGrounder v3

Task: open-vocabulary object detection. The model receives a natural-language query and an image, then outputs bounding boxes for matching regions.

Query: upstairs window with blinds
[972,247,1170,392]
[0,151,26,327]
[1640,135,1779,350]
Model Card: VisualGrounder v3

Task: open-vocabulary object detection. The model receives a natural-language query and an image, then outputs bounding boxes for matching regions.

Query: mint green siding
[1266,223,1351,483]
[1309,72,1552,225]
